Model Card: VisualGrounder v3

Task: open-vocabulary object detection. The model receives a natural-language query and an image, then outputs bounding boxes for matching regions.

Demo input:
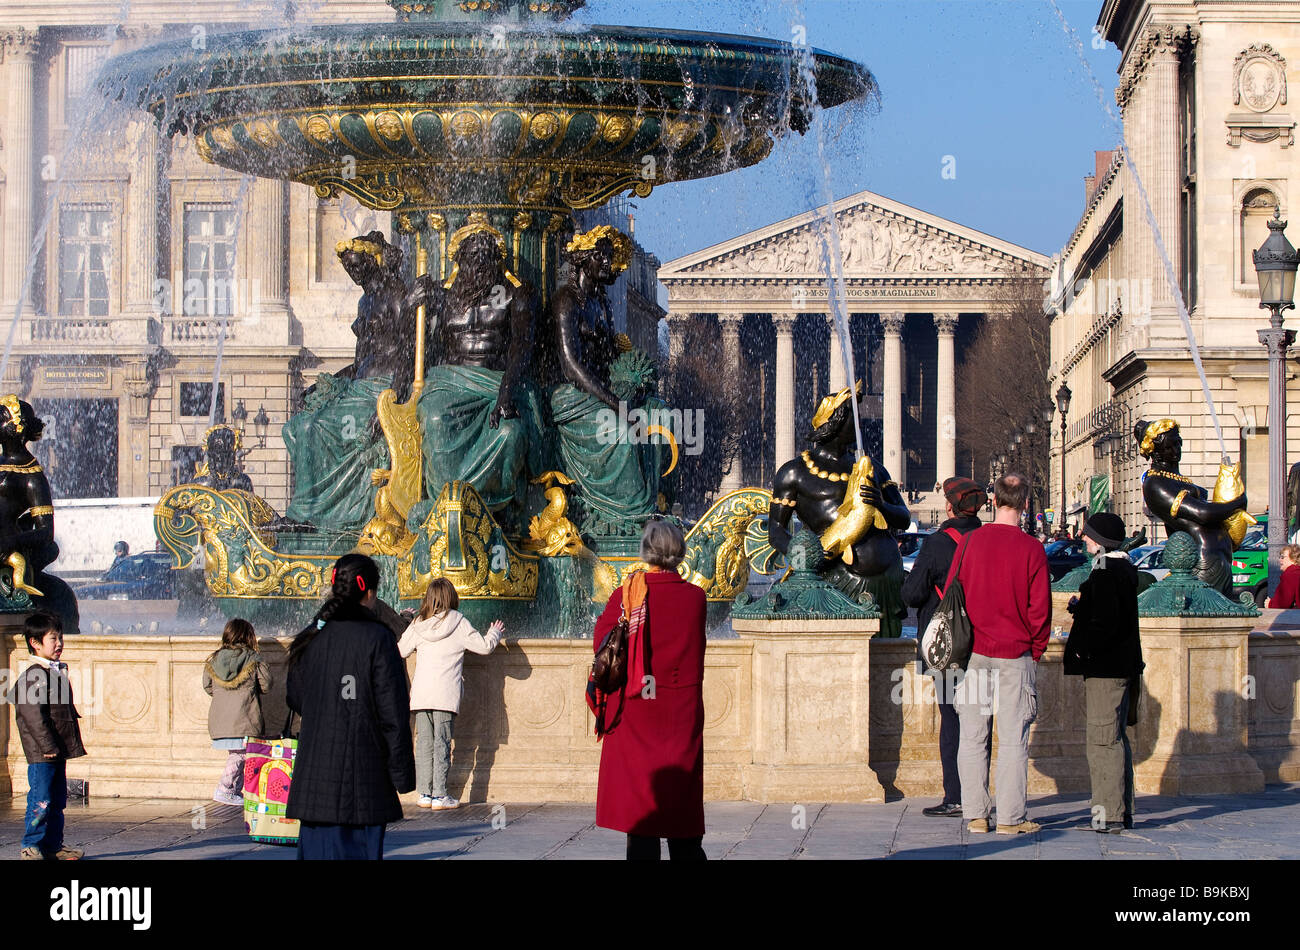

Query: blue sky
[580,0,1121,264]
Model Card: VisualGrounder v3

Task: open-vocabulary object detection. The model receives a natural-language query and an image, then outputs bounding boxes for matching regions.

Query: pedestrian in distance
[398,577,504,810]
[1064,512,1144,833]
[203,618,271,807]
[593,518,708,860]
[285,553,415,860]
[11,611,85,860]
[1265,544,1300,608]
[946,473,1050,835]
[900,476,988,818]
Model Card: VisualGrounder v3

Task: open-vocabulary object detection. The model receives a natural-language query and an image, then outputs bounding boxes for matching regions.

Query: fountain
[96,0,875,633]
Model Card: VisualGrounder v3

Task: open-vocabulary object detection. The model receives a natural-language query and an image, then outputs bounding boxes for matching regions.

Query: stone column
[2,29,40,316]
[1146,27,1183,326]
[124,120,160,316]
[248,177,290,341]
[773,312,797,466]
[826,314,848,394]
[881,313,906,484]
[934,313,958,481]
[718,313,745,493]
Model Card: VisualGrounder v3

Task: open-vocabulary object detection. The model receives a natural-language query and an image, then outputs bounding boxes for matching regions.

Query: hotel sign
[41,366,111,389]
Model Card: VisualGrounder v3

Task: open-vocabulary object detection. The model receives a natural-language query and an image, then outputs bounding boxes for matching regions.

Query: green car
[1231,523,1269,605]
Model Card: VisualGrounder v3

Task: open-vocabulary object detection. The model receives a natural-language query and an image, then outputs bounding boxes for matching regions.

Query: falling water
[1046,0,1228,462]
[786,0,868,460]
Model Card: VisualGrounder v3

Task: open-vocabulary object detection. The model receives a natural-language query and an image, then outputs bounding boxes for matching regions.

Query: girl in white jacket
[398,578,504,809]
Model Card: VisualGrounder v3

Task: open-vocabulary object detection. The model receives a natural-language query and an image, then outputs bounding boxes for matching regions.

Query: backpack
[920,529,975,673]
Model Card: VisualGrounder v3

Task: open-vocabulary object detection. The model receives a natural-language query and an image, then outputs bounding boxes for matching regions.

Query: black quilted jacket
[285,605,416,826]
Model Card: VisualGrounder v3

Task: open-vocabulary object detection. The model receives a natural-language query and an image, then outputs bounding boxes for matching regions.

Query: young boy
[12,611,86,860]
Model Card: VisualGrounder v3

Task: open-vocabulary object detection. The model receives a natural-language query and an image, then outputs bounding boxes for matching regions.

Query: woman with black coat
[900,476,986,818]
[1064,512,1144,834]
[285,554,417,859]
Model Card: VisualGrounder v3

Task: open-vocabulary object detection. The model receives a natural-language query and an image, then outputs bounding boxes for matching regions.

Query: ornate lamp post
[1056,382,1071,536]
[1254,210,1300,596]
[253,405,271,449]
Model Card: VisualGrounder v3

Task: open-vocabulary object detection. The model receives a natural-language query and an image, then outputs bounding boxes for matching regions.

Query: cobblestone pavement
[3,784,1298,859]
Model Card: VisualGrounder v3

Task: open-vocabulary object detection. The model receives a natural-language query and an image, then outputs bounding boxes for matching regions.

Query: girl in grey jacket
[202,618,271,807]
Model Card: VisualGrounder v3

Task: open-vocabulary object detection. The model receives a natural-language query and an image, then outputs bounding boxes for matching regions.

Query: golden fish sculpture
[819,455,889,564]
[1212,460,1256,548]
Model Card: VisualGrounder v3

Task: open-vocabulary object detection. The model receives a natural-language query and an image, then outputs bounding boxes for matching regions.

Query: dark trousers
[296,822,386,860]
[937,676,992,806]
[23,760,67,852]
[626,834,706,861]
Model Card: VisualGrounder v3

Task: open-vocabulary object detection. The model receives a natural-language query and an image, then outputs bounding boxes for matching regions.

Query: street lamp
[253,405,271,449]
[1056,382,1071,538]
[1254,210,1300,596]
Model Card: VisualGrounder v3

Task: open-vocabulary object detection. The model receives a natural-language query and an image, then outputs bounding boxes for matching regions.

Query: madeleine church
[658,189,1050,495]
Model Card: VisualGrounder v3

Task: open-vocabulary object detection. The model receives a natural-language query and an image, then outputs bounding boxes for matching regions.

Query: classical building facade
[659,189,1049,495]
[1049,0,1300,534]
[0,2,661,512]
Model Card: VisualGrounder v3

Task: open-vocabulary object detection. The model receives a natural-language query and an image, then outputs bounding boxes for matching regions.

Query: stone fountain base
[4,608,1295,803]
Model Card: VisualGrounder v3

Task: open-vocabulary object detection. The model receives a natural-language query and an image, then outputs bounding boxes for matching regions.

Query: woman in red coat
[593,518,707,860]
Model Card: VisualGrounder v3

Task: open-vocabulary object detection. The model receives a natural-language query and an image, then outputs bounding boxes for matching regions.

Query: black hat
[1083,512,1125,551]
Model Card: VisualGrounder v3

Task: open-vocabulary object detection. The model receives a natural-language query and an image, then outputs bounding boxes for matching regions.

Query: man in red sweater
[946,473,1050,835]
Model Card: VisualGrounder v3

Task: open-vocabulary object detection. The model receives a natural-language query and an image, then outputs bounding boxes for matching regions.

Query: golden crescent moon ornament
[646,424,679,476]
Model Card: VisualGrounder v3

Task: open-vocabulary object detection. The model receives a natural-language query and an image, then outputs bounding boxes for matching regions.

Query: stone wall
[2,610,1297,802]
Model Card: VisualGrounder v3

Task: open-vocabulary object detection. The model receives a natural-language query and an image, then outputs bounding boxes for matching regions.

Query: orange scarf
[623,569,649,692]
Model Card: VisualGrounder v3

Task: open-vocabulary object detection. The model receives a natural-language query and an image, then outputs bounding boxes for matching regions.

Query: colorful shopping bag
[243,736,300,846]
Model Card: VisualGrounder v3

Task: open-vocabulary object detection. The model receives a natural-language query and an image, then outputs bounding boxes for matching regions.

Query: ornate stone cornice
[1116,23,1199,110]
[1063,150,1123,260]
[1,28,41,61]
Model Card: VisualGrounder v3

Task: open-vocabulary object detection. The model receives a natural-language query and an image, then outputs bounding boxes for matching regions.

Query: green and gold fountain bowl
[99,20,875,214]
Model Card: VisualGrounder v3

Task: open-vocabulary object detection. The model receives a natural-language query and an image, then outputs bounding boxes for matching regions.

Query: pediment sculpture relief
[680,209,1016,276]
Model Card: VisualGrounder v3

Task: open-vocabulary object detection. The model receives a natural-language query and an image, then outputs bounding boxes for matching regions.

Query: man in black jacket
[900,476,986,817]
[1065,512,1144,833]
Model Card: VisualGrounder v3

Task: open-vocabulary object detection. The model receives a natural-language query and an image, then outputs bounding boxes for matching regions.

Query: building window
[179,382,225,421]
[1240,188,1279,284]
[58,205,112,316]
[171,445,205,487]
[183,204,237,315]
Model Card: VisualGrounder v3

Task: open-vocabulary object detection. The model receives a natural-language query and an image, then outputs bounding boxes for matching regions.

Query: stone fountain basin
[99,23,873,209]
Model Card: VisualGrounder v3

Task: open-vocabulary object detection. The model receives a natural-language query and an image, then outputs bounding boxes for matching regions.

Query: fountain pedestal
[732,616,885,802]
[1134,613,1265,795]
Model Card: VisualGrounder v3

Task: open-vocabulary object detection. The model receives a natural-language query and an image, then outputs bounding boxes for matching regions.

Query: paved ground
[3,784,1298,859]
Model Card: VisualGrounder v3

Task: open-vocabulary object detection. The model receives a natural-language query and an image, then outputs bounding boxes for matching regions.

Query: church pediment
[659,190,1048,280]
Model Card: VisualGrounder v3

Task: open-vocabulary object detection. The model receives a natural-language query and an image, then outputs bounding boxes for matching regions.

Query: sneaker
[213,791,243,807]
[19,847,45,861]
[46,846,84,860]
[922,803,963,818]
[1077,821,1125,834]
[429,796,459,810]
[967,818,989,833]
[996,820,1041,835]
[417,795,434,808]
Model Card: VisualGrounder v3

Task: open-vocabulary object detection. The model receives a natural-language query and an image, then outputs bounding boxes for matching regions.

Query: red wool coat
[593,570,707,838]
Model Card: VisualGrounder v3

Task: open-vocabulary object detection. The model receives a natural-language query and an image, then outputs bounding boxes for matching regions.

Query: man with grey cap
[1064,511,1144,833]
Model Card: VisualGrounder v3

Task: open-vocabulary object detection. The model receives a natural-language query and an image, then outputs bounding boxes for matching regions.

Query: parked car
[1231,527,1269,606]
[1130,543,1170,583]
[1045,537,1088,581]
[72,551,176,600]
[897,531,932,574]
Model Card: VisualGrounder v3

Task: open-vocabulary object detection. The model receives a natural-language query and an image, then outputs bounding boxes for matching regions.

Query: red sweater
[1272,563,1300,608]
[945,523,1051,661]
